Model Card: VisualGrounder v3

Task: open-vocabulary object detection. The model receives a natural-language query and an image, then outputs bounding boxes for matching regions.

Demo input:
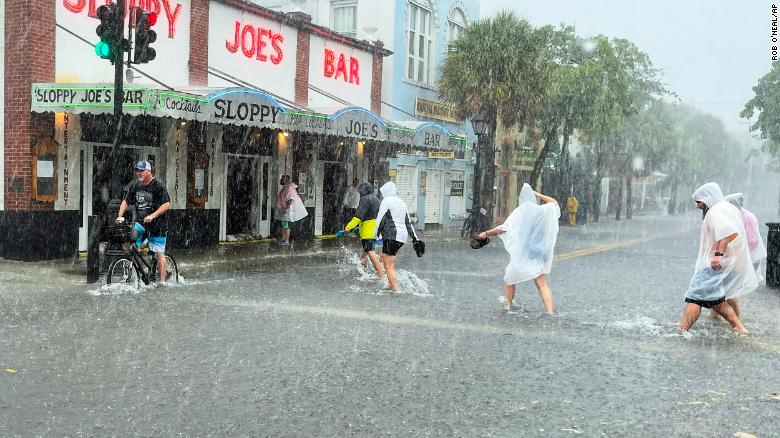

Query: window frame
[331,0,358,38]
[405,0,434,87]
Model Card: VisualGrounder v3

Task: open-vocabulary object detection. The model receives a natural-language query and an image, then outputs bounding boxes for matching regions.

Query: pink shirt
[741,209,759,252]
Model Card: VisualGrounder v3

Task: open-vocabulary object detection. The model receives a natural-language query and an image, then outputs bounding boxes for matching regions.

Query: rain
[1,0,779,436]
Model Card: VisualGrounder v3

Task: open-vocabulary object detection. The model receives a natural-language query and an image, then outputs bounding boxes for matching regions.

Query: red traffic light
[146,12,157,26]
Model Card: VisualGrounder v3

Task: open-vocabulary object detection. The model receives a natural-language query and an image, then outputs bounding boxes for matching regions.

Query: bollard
[766,222,780,289]
[86,215,102,284]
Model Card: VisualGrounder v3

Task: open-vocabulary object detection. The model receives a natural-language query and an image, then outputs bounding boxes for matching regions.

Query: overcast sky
[479,0,774,134]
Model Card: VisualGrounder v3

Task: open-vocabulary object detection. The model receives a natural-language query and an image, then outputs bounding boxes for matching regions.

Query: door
[253,156,273,238]
[322,162,346,234]
[78,143,157,251]
[395,165,417,215]
[424,169,443,224]
[226,156,255,236]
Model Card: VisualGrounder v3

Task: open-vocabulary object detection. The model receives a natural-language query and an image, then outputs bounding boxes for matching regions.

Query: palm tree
[438,11,551,225]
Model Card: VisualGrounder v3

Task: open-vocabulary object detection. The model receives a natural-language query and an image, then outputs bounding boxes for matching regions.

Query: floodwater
[1,213,778,436]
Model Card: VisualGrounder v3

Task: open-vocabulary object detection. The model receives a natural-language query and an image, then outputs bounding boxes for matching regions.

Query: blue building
[254,0,480,229]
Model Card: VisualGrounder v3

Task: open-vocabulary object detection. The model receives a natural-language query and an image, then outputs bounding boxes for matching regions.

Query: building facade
[252,0,480,230]
[1,0,467,261]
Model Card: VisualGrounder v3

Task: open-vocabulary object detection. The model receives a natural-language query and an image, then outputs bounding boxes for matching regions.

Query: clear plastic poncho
[686,183,758,301]
[725,193,767,266]
[498,184,561,285]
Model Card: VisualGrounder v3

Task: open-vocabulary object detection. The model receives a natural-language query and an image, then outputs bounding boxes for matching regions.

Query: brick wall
[291,12,311,107]
[189,0,209,86]
[4,0,56,212]
[371,43,385,115]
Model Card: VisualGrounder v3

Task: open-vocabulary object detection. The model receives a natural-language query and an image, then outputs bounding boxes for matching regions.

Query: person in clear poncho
[678,182,756,334]
[724,193,767,271]
[478,184,560,314]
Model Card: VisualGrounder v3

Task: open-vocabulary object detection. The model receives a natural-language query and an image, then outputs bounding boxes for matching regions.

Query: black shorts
[361,239,376,253]
[382,239,404,256]
[685,297,726,309]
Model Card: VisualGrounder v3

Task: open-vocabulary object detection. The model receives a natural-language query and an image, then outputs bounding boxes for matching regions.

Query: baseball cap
[135,160,152,171]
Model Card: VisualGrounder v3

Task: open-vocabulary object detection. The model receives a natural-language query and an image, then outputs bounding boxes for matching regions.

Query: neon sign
[226,21,284,64]
[62,0,183,39]
[324,49,359,85]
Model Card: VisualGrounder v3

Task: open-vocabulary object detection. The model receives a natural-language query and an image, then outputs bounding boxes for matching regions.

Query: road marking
[181,295,527,336]
[417,227,697,278]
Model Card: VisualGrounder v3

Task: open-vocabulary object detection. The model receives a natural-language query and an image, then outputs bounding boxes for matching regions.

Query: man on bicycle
[115,160,171,284]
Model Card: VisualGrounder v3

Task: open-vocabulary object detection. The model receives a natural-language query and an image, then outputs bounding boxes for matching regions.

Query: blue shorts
[133,222,167,253]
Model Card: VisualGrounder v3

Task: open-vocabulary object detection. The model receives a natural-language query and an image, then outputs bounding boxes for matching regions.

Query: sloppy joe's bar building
[1,0,467,261]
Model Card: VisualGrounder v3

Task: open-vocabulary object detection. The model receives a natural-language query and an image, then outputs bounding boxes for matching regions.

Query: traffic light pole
[89,0,126,283]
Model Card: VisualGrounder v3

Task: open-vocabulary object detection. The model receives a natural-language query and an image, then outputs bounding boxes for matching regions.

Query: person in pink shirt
[725,193,767,270]
[275,175,308,246]
[707,192,768,320]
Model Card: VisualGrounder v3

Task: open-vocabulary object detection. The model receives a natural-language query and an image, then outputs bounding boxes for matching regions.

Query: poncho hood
[692,182,725,208]
[724,193,744,209]
[380,181,397,198]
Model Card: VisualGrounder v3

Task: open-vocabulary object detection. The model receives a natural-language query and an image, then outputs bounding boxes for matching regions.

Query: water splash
[393,269,431,297]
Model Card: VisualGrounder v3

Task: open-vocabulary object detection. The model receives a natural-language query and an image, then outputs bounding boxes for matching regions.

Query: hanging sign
[428,151,455,159]
[31,84,155,114]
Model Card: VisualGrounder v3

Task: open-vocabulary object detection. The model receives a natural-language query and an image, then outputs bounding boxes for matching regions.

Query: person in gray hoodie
[375,181,418,292]
[338,182,384,279]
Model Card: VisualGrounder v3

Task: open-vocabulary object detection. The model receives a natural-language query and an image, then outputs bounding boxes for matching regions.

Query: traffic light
[134,9,157,64]
[95,3,123,62]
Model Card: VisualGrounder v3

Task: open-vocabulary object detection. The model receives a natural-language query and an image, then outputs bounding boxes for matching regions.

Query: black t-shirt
[124,178,170,235]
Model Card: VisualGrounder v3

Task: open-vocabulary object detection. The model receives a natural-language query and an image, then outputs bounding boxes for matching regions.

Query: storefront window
[222,126,274,156]
[80,114,160,146]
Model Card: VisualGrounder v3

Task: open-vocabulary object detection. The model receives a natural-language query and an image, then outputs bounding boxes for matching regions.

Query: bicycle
[105,222,180,287]
[461,207,488,238]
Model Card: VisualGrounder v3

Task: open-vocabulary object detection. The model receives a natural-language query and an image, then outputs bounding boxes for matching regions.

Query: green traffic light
[95,41,111,58]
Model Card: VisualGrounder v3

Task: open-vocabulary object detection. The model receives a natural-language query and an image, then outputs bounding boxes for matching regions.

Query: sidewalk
[2,212,699,287]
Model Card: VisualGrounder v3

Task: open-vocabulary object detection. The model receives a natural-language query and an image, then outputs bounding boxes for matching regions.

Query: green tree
[579,36,664,221]
[438,11,551,225]
[741,61,780,170]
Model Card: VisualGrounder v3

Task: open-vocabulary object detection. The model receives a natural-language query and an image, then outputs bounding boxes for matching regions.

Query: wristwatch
[714,252,724,257]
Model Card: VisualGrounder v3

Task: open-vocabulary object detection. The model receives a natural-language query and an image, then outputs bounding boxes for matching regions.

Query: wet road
[1,214,779,437]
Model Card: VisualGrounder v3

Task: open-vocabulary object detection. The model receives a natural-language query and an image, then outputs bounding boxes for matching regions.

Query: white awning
[30,83,467,150]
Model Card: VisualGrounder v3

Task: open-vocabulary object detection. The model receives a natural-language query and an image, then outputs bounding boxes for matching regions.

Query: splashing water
[392,269,431,297]
[87,282,149,296]
[609,316,666,336]
[336,246,431,296]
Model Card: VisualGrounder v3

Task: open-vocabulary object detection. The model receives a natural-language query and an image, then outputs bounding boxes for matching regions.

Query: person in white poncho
[478,184,560,314]
[678,182,756,334]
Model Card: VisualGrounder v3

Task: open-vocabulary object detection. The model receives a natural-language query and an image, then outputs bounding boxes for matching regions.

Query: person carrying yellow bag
[336,182,384,279]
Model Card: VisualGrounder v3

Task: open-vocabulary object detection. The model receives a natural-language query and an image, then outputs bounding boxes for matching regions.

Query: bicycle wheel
[107,257,139,287]
[151,253,180,284]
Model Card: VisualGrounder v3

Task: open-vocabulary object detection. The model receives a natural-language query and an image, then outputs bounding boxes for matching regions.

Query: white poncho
[498,184,561,285]
[686,183,758,301]
[724,193,768,265]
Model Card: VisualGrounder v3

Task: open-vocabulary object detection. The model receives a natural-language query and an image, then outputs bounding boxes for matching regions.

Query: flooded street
[1,213,778,437]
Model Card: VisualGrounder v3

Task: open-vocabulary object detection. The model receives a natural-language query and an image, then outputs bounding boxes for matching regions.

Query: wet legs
[679,302,748,334]
[534,274,554,314]
[678,303,702,332]
[503,284,516,310]
[367,250,385,279]
[381,253,398,292]
[709,298,740,320]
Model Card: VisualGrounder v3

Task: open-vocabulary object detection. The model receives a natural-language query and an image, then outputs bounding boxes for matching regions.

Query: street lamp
[470,111,489,137]
[465,112,490,237]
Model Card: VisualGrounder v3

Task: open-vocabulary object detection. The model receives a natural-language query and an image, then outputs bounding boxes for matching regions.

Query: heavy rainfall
[1,0,779,436]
